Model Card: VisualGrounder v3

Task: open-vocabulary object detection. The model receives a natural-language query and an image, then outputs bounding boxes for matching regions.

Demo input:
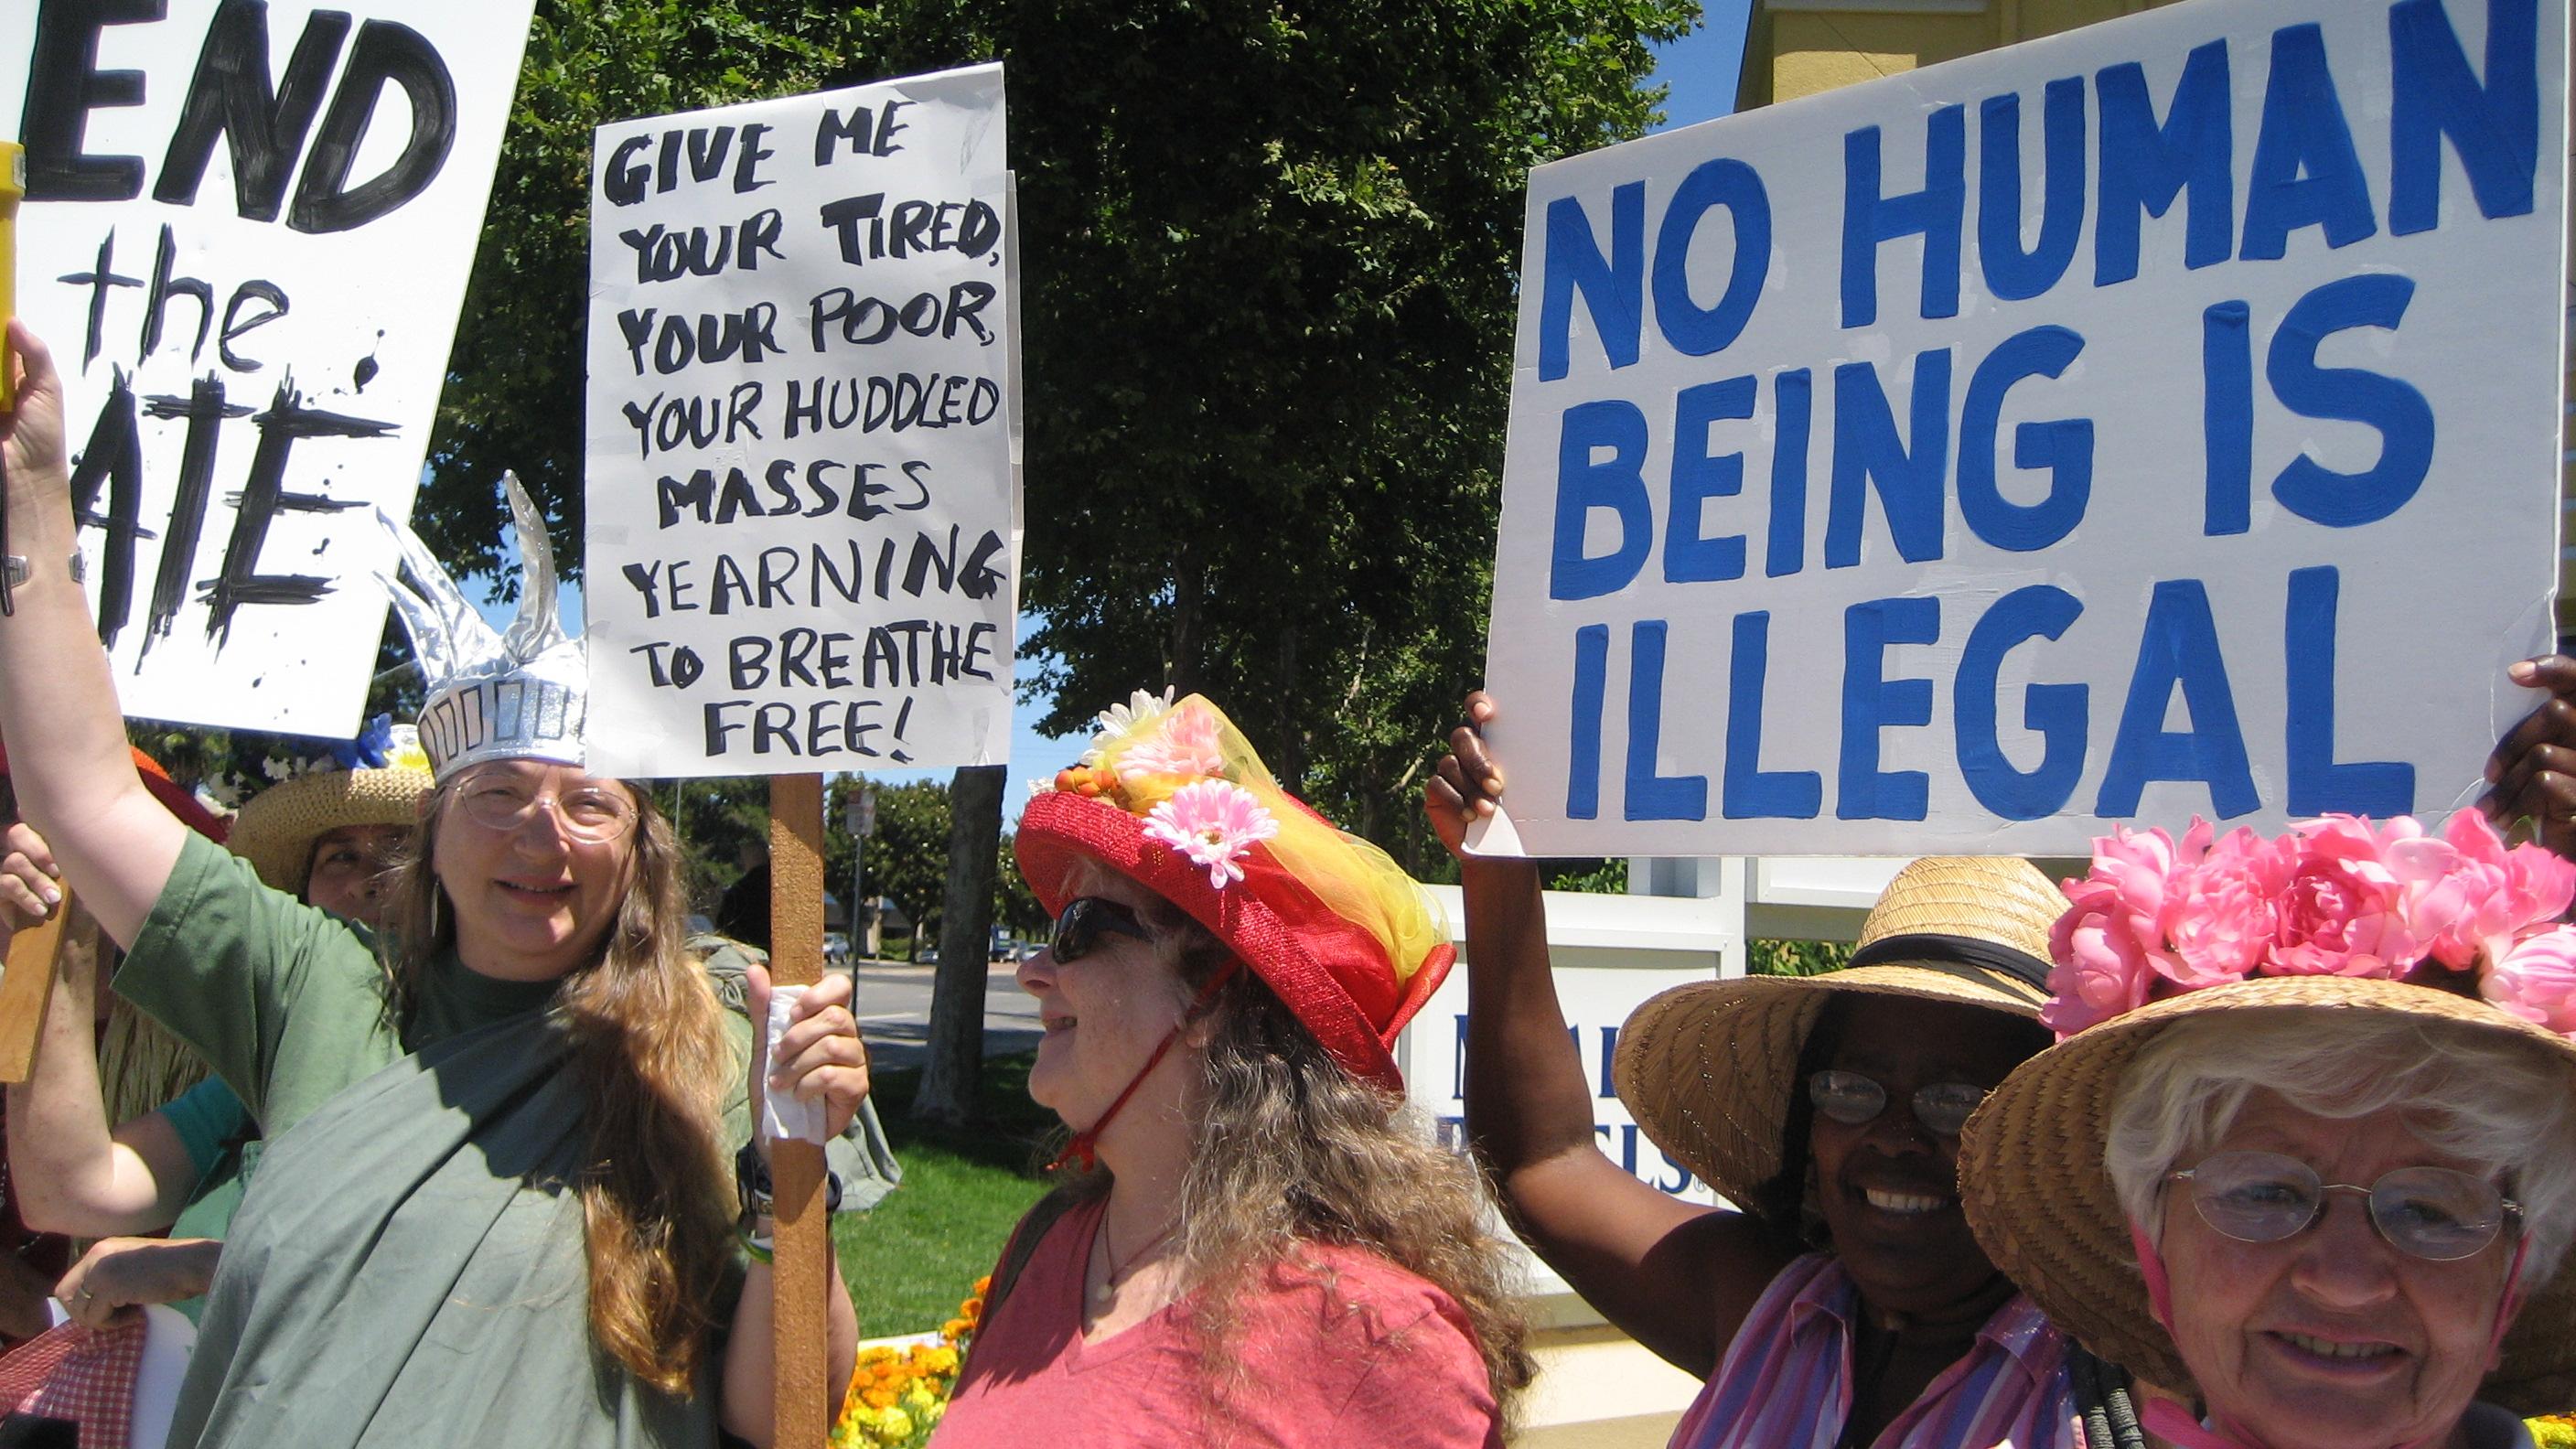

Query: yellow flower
[879,1407,914,1443]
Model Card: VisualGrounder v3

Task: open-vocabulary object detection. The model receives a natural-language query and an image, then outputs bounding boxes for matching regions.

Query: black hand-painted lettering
[22,0,162,202]
[287,19,456,232]
[618,304,783,375]
[66,370,156,649]
[811,99,911,166]
[61,229,144,370]
[218,281,289,372]
[603,134,653,207]
[732,123,774,192]
[198,381,395,642]
[137,376,252,656]
[143,223,214,364]
[154,0,350,220]
[628,640,702,687]
[818,194,885,264]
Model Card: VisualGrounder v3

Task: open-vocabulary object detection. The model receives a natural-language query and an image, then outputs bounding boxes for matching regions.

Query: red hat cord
[1047,961,1240,1173]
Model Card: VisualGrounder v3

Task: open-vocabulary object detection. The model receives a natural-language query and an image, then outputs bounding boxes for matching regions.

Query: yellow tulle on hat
[1052,692,1445,983]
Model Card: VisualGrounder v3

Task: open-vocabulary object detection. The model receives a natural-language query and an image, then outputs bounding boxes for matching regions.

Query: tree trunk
[913,764,1007,1128]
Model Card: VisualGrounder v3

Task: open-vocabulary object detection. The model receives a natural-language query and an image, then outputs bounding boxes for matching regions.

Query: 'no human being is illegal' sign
[1475,0,2568,860]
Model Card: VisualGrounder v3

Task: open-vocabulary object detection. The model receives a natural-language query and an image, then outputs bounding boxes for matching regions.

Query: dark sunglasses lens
[2370,1168,2506,1261]
[1911,1083,1987,1137]
[1051,896,1143,961]
[1808,1070,1886,1127]
[2187,1152,2321,1244]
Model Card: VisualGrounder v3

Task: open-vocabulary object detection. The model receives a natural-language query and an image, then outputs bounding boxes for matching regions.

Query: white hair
[2104,1009,2576,1292]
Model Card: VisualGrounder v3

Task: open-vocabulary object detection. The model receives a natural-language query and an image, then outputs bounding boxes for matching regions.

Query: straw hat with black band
[1956,816,2576,1418]
[1611,854,2063,1225]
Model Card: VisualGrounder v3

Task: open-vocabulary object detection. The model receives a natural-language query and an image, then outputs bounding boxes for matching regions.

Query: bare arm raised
[1425,691,1789,1378]
[0,325,187,948]
[0,826,203,1237]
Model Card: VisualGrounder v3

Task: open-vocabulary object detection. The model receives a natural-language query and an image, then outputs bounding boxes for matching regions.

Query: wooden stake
[767,774,831,1447]
[0,888,69,1084]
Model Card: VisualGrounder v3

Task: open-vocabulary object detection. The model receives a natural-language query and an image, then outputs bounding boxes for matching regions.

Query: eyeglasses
[1049,896,1148,962]
[449,770,638,843]
[1807,1070,1991,1137]
[2170,1150,2521,1262]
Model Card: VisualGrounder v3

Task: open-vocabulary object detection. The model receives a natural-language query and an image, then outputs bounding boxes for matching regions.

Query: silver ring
[72,1287,91,1303]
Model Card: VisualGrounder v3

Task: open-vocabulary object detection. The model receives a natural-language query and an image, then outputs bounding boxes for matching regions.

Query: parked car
[822,931,852,967]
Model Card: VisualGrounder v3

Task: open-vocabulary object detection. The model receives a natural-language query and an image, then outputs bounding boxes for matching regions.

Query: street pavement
[842,957,1042,1072]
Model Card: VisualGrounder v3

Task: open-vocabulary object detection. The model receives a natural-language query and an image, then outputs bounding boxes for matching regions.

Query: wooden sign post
[767,774,832,1446]
[0,888,70,1084]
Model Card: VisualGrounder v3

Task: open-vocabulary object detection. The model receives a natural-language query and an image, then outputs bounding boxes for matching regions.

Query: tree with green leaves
[855,0,1697,877]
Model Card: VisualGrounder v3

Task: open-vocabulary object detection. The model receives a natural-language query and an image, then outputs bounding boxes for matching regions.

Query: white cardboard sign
[1478,0,2569,859]
[583,63,1019,778]
[0,1,533,735]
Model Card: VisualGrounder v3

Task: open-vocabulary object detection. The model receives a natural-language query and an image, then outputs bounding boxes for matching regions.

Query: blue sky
[501,8,1756,821]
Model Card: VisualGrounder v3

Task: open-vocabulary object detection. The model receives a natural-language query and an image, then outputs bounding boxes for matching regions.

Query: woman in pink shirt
[937,692,1530,1447]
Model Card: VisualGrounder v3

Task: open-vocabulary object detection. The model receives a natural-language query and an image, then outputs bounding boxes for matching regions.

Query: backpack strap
[968,1186,1087,1358]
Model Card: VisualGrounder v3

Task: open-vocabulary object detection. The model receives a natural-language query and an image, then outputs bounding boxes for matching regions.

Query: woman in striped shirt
[1427,692,2090,1449]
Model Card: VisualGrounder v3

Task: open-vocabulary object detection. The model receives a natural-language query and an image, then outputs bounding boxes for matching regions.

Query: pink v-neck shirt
[939,1195,1503,1446]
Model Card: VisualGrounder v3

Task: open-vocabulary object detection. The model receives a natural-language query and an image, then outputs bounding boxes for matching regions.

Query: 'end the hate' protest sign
[583,63,1019,779]
[1476,0,2570,859]
[2,1,533,735]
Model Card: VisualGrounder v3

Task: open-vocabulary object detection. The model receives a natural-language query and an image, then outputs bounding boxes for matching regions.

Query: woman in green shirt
[0,323,864,1448]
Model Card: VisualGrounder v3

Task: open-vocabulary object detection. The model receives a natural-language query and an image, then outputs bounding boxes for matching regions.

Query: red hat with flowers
[1015,691,1454,1094]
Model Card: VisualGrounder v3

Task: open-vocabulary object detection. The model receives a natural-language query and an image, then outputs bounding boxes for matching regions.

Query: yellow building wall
[1741,0,2576,638]
[1752,0,2178,107]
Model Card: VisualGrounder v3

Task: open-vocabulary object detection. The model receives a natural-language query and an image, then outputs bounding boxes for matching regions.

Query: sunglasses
[2169,1150,2521,1262]
[1807,1070,1991,1138]
[1049,896,1149,962]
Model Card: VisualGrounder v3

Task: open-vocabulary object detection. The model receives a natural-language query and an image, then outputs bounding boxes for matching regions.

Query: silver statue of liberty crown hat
[374,473,585,781]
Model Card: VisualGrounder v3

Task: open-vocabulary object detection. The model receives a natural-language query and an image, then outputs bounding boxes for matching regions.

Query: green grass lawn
[834,1051,1058,1336]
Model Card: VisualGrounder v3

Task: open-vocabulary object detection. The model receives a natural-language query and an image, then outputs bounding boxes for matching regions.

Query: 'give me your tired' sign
[1484,0,2565,855]
[584,63,1017,778]
[1476,0,2570,860]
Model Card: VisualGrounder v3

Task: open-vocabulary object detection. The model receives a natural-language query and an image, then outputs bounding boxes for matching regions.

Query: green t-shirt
[118,836,564,1138]
[118,832,754,1448]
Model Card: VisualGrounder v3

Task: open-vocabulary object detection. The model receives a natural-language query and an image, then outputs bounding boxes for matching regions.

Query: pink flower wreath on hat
[2045,810,2576,1039]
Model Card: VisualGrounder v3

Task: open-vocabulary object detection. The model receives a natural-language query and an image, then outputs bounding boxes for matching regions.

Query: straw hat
[1610,855,2065,1213]
[1016,692,1452,1094]
[226,766,433,896]
[1958,975,2576,1413]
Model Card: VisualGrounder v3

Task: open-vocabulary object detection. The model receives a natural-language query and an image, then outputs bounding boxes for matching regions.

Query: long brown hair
[1056,865,1533,1428]
[390,781,735,1394]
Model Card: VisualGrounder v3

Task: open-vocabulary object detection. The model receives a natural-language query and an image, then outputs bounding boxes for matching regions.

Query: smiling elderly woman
[1960,814,2576,1449]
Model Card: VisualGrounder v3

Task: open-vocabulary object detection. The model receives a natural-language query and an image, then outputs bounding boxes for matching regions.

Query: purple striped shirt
[1669,1254,2080,1449]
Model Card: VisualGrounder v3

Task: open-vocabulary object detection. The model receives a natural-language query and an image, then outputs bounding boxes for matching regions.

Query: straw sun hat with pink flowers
[1959,810,2576,1411]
